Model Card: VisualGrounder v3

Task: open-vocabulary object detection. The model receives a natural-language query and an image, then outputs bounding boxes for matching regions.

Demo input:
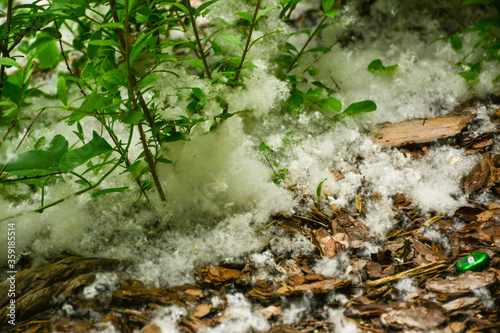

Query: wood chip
[373,112,474,147]
[426,271,497,297]
[380,304,447,330]
[463,153,500,194]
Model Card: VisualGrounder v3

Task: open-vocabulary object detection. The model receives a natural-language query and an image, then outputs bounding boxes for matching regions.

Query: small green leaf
[188,58,205,69]
[259,142,272,152]
[367,59,398,74]
[121,111,143,124]
[59,131,113,173]
[316,178,327,198]
[249,30,283,50]
[322,0,335,12]
[284,90,304,115]
[194,0,219,17]
[191,87,203,99]
[219,35,243,49]
[344,100,377,116]
[301,87,322,100]
[0,57,21,68]
[234,11,253,22]
[324,8,340,19]
[95,22,124,30]
[157,157,173,164]
[170,2,189,14]
[307,68,319,76]
[256,6,276,21]
[87,40,121,48]
[459,70,478,81]
[57,76,68,105]
[319,97,342,111]
[450,34,462,51]
[136,73,159,91]
[91,186,128,198]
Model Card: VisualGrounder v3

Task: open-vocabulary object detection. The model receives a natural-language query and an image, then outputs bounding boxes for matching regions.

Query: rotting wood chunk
[194,265,251,286]
[426,270,497,298]
[112,279,203,306]
[463,153,500,194]
[373,112,474,147]
[380,303,447,330]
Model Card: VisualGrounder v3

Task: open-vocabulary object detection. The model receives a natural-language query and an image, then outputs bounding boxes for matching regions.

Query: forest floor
[1,96,500,333]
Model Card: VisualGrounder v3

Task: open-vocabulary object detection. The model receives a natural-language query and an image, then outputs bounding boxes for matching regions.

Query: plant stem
[185,0,212,80]
[53,16,87,96]
[234,0,262,82]
[109,0,160,142]
[123,0,166,202]
[138,122,166,201]
[287,15,328,74]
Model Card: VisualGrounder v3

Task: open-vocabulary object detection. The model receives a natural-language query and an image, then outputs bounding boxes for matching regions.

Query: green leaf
[103,69,127,86]
[136,73,159,91]
[324,8,340,19]
[170,3,189,14]
[91,186,128,198]
[59,131,113,173]
[249,30,283,50]
[57,76,68,105]
[301,87,322,100]
[307,68,319,76]
[95,22,124,30]
[450,34,462,51]
[284,90,304,115]
[459,70,478,81]
[191,87,203,99]
[256,6,276,21]
[344,100,377,116]
[157,157,173,164]
[318,97,341,111]
[188,58,205,69]
[219,35,243,49]
[0,57,21,68]
[367,59,398,74]
[1,135,68,178]
[259,142,272,152]
[32,36,58,68]
[316,178,327,198]
[234,11,253,22]
[121,111,143,124]
[87,40,121,48]
[322,0,335,12]
[195,0,219,17]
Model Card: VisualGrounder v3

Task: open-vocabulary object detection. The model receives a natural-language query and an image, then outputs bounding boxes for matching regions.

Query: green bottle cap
[456,252,490,273]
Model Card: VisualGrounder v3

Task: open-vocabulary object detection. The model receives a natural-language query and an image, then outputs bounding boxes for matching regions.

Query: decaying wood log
[373,112,474,147]
[0,256,132,325]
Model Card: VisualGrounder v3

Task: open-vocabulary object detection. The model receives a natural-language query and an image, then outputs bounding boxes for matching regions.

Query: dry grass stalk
[367,260,448,287]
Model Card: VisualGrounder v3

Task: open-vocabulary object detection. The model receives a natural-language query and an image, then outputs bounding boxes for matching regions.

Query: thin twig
[0,120,16,147]
[287,15,328,74]
[185,0,212,80]
[234,0,262,82]
[138,122,166,201]
[53,16,87,96]
[0,108,45,177]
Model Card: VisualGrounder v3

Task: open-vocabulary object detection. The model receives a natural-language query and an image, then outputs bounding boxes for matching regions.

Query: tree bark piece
[373,112,474,147]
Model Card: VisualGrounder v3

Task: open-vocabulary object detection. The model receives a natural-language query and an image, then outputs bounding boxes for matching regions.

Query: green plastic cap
[456,252,490,273]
